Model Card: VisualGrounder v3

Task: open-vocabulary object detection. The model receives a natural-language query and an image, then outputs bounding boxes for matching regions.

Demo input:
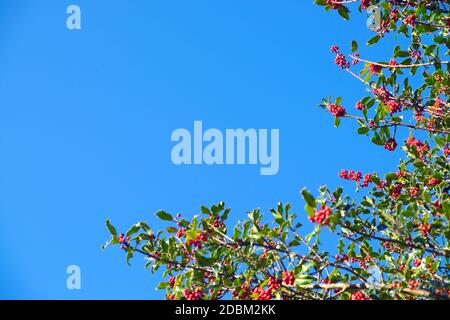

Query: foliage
[104,0,450,300]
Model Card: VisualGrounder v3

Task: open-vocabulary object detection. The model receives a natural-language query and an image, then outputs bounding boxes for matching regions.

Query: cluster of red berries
[360,0,371,9]
[329,104,346,117]
[351,291,369,300]
[413,259,422,268]
[384,138,398,151]
[418,222,431,238]
[330,45,339,54]
[373,86,391,102]
[232,281,252,299]
[335,54,350,69]
[389,59,399,69]
[253,286,273,301]
[385,99,402,113]
[445,147,450,158]
[390,8,399,21]
[406,136,429,157]
[330,45,350,69]
[176,228,186,238]
[169,276,176,288]
[268,277,281,291]
[426,177,441,187]
[370,64,383,74]
[376,179,386,190]
[309,206,332,225]
[360,174,372,188]
[339,169,362,182]
[183,288,203,300]
[409,280,419,290]
[186,232,208,249]
[390,183,403,198]
[338,255,371,269]
[355,100,364,111]
[404,14,416,27]
[339,170,373,188]
[428,100,443,119]
[340,170,368,187]
[118,234,131,249]
[396,170,407,178]
[118,234,129,244]
[409,187,419,197]
[335,254,349,263]
[212,218,225,229]
[352,53,360,65]
[382,242,402,253]
[282,271,295,286]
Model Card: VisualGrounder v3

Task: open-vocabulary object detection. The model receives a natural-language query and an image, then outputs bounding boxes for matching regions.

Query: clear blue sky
[0,0,403,299]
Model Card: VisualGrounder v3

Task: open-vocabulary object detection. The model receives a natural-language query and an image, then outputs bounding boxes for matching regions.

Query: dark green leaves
[156,210,174,221]
[338,6,350,20]
[358,127,369,135]
[351,40,358,54]
[367,35,381,46]
[301,189,316,208]
[106,219,117,236]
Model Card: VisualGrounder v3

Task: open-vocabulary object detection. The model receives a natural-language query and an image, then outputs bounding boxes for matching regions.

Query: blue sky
[0,0,404,299]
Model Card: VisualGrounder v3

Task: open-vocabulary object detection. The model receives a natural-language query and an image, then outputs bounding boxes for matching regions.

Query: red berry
[370,64,383,74]
[355,100,364,110]
[329,104,346,117]
[176,228,186,238]
[330,45,340,54]
[334,54,350,69]
[326,0,342,10]
[309,206,332,225]
[282,271,295,286]
[169,276,176,288]
[385,100,402,113]
[404,14,416,27]
[419,222,431,238]
[384,138,397,151]
[351,291,369,300]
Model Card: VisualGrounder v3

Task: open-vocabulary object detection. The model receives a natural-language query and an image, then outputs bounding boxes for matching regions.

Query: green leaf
[106,219,117,236]
[301,189,316,208]
[200,205,211,215]
[367,35,381,46]
[338,5,350,20]
[314,0,327,5]
[357,127,369,135]
[371,137,384,146]
[371,175,381,186]
[396,50,410,58]
[157,282,169,290]
[156,211,174,221]
[334,117,341,128]
[126,251,133,266]
[305,204,314,219]
[351,40,358,53]
[195,252,216,267]
[166,226,178,233]
[442,200,450,221]
[127,225,140,237]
